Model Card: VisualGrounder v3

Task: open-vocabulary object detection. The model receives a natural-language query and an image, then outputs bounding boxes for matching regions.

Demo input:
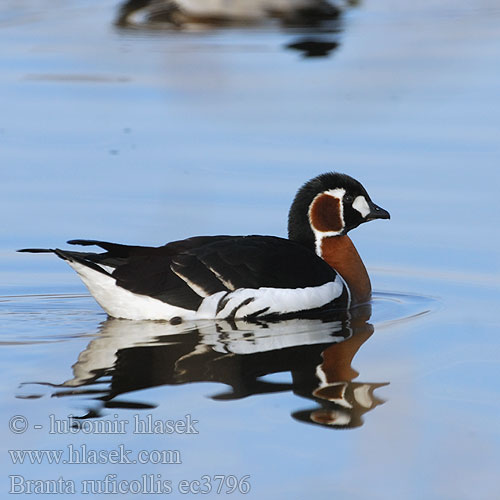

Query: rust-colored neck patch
[320,235,371,305]
[315,315,374,387]
[309,194,343,233]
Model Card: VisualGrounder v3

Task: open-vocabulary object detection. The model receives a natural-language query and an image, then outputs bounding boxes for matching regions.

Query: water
[1,0,500,499]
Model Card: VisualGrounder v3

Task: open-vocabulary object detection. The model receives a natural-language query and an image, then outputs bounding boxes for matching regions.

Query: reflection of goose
[116,0,342,28]
[20,173,389,321]
[56,304,387,429]
[63,313,348,387]
[287,38,339,57]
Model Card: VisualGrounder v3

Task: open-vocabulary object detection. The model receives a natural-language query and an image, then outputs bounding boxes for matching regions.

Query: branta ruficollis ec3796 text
[19,173,390,321]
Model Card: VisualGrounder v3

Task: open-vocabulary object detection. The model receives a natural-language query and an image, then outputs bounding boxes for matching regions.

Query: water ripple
[0,291,435,345]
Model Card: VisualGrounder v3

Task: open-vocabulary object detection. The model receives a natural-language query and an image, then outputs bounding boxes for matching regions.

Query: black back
[65,236,339,311]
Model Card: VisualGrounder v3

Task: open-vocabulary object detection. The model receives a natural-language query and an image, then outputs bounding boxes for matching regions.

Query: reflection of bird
[19,173,389,320]
[61,314,351,388]
[287,38,339,58]
[116,0,341,28]
[52,307,387,429]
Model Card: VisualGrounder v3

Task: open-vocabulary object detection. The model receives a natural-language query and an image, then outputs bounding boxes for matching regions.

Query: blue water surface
[1,1,500,499]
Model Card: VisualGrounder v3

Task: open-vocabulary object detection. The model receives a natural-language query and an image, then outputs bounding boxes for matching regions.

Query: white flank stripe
[67,262,346,321]
[67,261,197,321]
[211,275,345,319]
[176,0,323,19]
[207,265,236,290]
[98,264,116,274]
[172,268,210,298]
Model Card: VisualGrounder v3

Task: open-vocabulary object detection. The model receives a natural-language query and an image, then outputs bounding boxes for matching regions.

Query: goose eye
[344,195,354,203]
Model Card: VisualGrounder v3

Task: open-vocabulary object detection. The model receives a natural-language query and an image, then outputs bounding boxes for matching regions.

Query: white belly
[68,261,346,321]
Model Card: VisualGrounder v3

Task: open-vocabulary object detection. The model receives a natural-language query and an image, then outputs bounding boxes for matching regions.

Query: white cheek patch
[352,196,371,218]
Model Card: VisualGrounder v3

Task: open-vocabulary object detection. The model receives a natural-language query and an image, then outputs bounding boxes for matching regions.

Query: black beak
[367,202,390,220]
